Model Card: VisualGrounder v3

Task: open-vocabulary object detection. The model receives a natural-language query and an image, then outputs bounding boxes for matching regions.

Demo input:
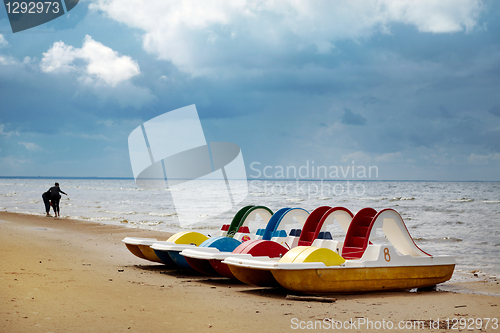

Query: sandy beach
[1,211,499,333]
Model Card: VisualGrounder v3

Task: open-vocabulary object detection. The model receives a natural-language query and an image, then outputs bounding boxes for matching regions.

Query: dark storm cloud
[490,106,500,117]
[341,108,367,126]
[1,1,499,179]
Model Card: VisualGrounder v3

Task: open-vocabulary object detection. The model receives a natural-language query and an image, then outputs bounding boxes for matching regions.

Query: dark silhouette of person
[42,190,52,216]
[49,182,67,217]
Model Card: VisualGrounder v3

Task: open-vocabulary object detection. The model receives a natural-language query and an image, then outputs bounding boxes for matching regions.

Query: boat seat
[272,229,287,238]
[238,226,250,233]
[317,231,333,240]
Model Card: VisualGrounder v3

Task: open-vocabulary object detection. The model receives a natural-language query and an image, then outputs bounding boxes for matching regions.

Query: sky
[0,0,499,181]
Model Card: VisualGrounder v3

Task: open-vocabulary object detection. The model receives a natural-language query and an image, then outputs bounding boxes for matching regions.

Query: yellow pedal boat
[223,208,455,293]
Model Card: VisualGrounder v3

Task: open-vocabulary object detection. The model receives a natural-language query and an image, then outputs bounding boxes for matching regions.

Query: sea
[1,178,499,277]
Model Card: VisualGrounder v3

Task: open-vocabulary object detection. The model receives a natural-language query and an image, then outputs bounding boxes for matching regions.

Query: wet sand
[1,211,499,332]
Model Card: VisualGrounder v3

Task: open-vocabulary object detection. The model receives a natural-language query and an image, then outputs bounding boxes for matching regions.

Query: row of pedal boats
[123,205,455,294]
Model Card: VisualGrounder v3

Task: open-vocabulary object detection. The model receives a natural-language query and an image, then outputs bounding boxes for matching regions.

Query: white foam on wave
[390,197,415,201]
[148,212,177,217]
[449,198,474,202]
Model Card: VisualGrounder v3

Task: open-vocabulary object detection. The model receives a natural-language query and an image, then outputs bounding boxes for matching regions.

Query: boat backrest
[261,208,291,240]
[262,207,309,240]
[227,205,255,237]
[232,206,273,240]
[312,206,353,241]
[368,209,431,257]
[341,207,377,259]
[239,206,273,228]
[297,206,331,246]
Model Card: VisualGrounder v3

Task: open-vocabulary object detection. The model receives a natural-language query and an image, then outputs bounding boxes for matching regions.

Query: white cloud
[0,55,18,66]
[0,124,19,137]
[89,0,484,77]
[386,0,483,33]
[18,142,42,151]
[340,151,372,164]
[83,80,156,109]
[97,119,115,127]
[375,152,403,163]
[41,35,140,87]
[0,156,32,167]
[341,151,405,164]
[0,34,8,48]
[467,153,500,165]
[40,41,78,73]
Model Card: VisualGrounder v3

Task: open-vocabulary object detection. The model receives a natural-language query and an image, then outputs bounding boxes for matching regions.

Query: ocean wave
[93,216,132,222]
[438,237,463,242]
[186,224,222,231]
[148,212,177,217]
[483,200,500,204]
[286,198,305,202]
[71,216,91,220]
[94,209,138,215]
[389,197,415,201]
[449,198,474,202]
[414,237,463,243]
[73,186,113,191]
[352,197,387,201]
[142,221,166,226]
[16,199,39,204]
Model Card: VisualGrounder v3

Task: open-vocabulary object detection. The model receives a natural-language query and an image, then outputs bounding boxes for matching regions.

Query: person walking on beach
[49,182,67,217]
[42,190,53,217]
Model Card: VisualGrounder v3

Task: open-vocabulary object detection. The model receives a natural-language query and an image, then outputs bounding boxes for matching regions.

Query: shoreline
[1,211,499,332]
[5,209,499,279]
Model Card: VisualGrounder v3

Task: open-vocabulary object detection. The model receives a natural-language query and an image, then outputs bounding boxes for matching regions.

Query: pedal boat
[122,237,165,263]
[121,205,270,265]
[223,208,455,293]
[181,207,310,277]
[221,206,354,286]
[150,205,273,269]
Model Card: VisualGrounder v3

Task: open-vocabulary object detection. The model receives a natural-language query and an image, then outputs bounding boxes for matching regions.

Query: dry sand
[1,211,499,333]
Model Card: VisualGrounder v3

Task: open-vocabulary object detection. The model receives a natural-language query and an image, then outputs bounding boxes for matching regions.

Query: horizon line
[0,176,498,182]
